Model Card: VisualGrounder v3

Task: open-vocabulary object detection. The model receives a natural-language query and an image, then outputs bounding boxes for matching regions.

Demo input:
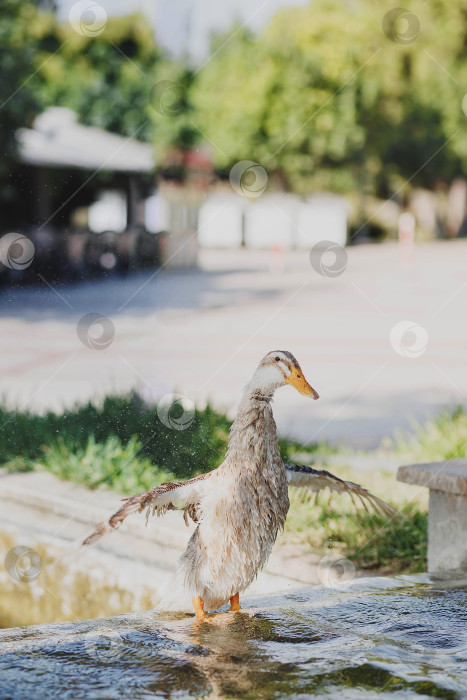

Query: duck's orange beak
[286,366,319,399]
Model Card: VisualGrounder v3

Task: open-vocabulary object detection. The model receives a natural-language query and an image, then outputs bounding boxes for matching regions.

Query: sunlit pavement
[1,241,466,449]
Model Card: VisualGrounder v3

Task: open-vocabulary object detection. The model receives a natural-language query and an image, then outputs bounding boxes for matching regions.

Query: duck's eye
[275,356,280,362]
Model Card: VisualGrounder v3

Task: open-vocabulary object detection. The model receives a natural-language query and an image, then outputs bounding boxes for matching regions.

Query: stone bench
[397,459,467,572]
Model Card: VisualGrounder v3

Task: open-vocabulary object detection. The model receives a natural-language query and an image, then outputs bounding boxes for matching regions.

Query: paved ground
[1,241,467,449]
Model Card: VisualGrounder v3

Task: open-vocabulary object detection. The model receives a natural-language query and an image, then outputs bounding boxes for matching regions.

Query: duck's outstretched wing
[82,473,209,546]
[285,463,396,518]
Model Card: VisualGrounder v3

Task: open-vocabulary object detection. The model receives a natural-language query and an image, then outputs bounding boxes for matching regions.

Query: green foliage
[392,406,467,462]
[34,435,174,494]
[337,504,427,573]
[0,393,320,483]
[29,12,161,141]
[0,394,232,481]
[0,2,163,227]
[0,3,163,141]
[191,0,467,194]
[2,0,466,205]
[287,473,427,573]
[351,505,427,572]
[0,0,45,211]
[147,64,199,160]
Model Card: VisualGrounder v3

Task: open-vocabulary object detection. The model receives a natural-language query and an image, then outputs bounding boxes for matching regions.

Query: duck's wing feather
[82,473,209,546]
[285,463,396,518]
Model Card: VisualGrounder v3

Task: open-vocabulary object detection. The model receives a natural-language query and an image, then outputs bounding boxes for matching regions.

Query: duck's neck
[226,388,280,466]
[243,374,280,403]
[237,386,275,415]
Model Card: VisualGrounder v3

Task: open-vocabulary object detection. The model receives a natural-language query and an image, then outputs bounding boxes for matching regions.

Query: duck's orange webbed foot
[192,596,218,625]
[192,595,206,620]
[229,593,241,613]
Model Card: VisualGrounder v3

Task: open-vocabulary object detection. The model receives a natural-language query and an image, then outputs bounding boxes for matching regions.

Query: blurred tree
[1,0,466,224]
[32,12,161,142]
[146,63,199,174]
[0,2,162,228]
[0,1,44,212]
[190,0,467,196]
[0,4,163,151]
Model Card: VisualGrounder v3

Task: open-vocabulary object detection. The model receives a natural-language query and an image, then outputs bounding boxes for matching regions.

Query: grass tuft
[390,405,467,462]
[286,466,428,573]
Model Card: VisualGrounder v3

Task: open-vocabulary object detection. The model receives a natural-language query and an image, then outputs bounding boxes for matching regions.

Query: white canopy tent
[16,107,155,173]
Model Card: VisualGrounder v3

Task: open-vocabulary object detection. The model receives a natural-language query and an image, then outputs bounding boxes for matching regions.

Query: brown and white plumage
[285,464,396,517]
[83,351,395,618]
[82,475,207,545]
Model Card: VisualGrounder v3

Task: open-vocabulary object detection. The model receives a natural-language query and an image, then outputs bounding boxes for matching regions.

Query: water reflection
[0,574,466,699]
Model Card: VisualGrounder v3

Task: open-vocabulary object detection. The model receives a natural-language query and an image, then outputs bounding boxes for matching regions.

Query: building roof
[16,108,155,173]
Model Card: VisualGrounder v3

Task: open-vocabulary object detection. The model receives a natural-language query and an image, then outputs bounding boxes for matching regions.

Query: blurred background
[1,0,467,627]
[1,0,466,443]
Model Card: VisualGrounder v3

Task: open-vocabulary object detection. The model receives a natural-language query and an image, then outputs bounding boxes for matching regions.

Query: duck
[83,350,395,620]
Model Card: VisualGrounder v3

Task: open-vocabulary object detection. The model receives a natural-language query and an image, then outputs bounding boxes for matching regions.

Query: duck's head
[248,350,319,399]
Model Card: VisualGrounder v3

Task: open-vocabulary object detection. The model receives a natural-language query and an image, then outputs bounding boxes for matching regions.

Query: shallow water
[0,572,466,699]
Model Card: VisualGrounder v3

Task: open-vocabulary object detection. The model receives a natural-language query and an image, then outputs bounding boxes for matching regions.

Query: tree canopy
[1,0,466,208]
[190,0,467,195]
[0,1,163,227]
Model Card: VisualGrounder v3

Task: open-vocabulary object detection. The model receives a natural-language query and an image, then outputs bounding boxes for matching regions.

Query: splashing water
[0,572,466,699]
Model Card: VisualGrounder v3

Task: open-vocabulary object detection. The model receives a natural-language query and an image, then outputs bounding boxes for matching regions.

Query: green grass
[0,394,231,481]
[390,405,467,462]
[0,393,313,491]
[34,436,175,495]
[286,468,428,573]
[10,394,467,573]
[286,406,467,573]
